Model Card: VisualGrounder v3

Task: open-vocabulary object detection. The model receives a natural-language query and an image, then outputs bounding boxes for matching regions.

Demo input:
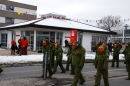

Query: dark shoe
[61,71,65,73]
[125,78,130,80]
[47,76,52,79]
[104,85,109,86]
[79,80,85,84]
[66,69,69,71]
[70,72,74,75]
[111,66,114,67]
[94,75,97,77]
[93,85,99,86]
[116,66,119,68]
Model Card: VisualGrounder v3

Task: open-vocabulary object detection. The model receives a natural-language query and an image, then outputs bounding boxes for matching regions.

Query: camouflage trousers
[126,60,130,78]
[53,60,65,73]
[71,66,85,86]
[112,56,119,67]
[95,69,109,85]
[42,61,53,77]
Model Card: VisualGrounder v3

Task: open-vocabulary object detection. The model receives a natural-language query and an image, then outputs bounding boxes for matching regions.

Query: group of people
[11,37,29,56]
[93,40,130,86]
[41,38,86,86]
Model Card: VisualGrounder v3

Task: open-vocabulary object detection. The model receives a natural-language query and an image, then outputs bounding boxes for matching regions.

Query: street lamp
[123,24,128,43]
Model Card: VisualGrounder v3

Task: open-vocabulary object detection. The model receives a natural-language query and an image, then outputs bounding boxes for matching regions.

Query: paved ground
[0,68,128,86]
[0,49,129,86]
[0,49,38,56]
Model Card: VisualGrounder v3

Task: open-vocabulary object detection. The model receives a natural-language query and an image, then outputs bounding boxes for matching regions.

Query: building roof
[0,17,117,35]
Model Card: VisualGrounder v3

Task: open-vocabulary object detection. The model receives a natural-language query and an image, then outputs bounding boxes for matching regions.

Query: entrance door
[30,35,34,50]
[36,35,49,50]
[1,33,7,48]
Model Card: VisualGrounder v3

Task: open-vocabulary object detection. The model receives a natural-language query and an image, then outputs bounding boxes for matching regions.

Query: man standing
[94,45,109,86]
[111,43,120,68]
[124,42,130,80]
[71,42,85,86]
[52,43,65,73]
[42,39,53,78]
[107,40,113,56]
[66,41,75,74]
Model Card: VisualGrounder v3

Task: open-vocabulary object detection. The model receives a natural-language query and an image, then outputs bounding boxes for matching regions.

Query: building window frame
[5,17,14,24]
[6,5,14,11]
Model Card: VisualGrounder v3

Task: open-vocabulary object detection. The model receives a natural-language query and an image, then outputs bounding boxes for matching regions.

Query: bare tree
[97,15,124,31]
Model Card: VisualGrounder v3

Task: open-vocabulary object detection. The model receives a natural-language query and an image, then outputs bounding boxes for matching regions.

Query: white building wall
[62,31,70,52]
[0,17,5,23]
[7,31,12,48]
[15,30,21,46]
[0,4,6,10]
[82,32,92,51]
[14,19,27,24]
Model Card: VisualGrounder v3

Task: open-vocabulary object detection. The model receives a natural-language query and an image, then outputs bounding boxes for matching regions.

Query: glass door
[1,33,7,48]
[36,35,49,50]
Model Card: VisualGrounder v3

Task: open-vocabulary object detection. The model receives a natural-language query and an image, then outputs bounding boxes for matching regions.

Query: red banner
[70,30,77,42]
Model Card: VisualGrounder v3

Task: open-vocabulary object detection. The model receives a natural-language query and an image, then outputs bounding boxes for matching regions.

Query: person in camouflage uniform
[52,43,65,73]
[111,43,120,68]
[94,41,102,77]
[41,39,53,78]
[94,41,102,65]
[122,43,127,64]
[94,45,109,86]
[123,42,130,80]
[50,39,55,69]
[65,41,75,75]
[71,42,85,86]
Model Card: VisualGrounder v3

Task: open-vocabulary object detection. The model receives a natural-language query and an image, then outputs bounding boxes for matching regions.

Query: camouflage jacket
[96,50,109,70]
[71,46,85,67]
[124,46,130,61]
[53,45,63,62]
[113,47,120,57]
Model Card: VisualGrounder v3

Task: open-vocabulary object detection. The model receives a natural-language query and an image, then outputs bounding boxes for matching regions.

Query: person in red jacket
[16,37,22,54]
[24,37,29,55]
[11,39,17,55]
[20,37,25,56]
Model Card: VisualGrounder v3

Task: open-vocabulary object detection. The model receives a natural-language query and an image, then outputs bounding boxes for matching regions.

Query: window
[5,17,14,24]
[6,5,14,11]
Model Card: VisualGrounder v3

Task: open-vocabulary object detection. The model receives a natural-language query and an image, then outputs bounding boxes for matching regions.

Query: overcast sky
[9,0,130,22]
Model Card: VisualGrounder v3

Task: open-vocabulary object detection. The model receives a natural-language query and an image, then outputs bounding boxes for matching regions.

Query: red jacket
[11,40,16,46]
[20,39,29,48]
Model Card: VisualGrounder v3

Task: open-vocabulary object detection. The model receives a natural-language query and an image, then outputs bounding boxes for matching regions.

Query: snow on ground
[0,52,125,64]
[0,48,5,50]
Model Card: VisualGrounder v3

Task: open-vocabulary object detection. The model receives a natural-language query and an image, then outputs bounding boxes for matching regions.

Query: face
[42,41,47,46]
[97,41,100,44]
[72,43,77,49]
[54,44,58,48]
[69,42,73,46]
[98,46,105,53]
[114,44,117,48]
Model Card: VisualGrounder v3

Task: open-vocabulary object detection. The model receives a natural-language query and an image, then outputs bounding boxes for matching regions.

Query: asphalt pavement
[0,62,129,86]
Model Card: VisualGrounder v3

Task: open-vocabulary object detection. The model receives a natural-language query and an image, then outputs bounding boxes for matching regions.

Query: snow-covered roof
[0,17,116,34]
[0,18,42,29]
[35,18,109,32]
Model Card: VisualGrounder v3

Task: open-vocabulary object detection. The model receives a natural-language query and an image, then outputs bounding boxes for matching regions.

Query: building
[0,0,37,47]
[111,25,130,43]
[0,13,117,51]
[0,0,37,27]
